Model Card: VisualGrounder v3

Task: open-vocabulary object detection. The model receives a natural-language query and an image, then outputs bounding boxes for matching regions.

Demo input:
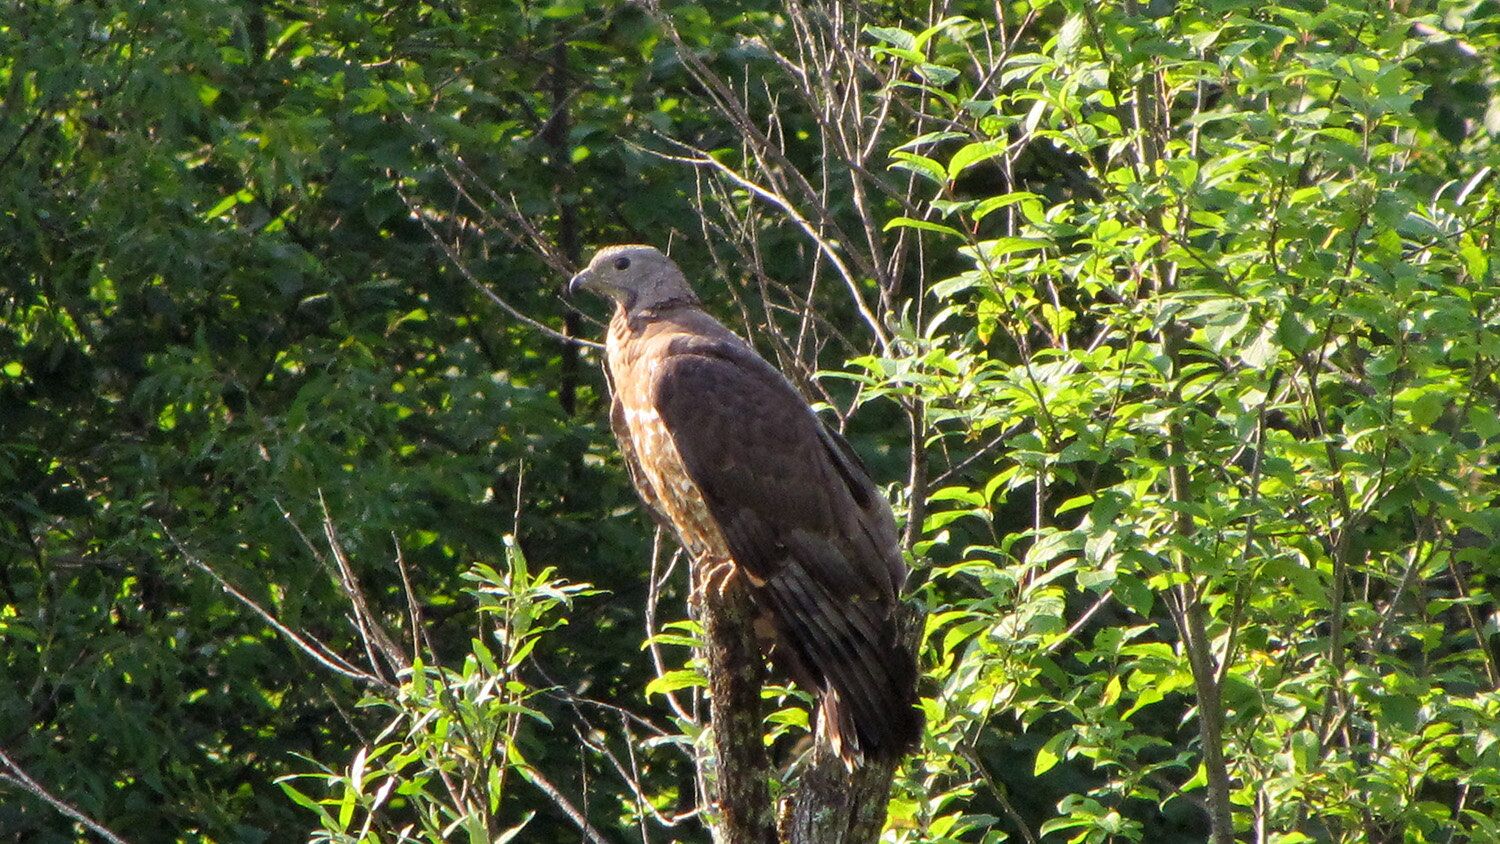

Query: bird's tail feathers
[818,688,861,768]
[819,641,922,768]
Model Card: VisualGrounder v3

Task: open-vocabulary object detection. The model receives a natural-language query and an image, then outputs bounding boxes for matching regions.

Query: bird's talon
[693,558,737,602]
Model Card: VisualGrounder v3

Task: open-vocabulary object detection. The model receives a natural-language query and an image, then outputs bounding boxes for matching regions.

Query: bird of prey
[568,244,921,764]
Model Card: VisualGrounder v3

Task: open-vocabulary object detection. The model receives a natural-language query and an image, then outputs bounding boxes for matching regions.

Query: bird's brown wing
[650,334,918,760]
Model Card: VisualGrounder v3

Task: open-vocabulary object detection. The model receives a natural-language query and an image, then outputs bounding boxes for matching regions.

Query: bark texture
[781,599,923,843]
[693,567,921,844]
[694,563,778,844]
[781,742,899,844]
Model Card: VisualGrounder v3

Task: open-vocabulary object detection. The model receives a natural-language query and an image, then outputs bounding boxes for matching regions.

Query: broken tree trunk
[691,562,919,844]
[694,563,778,844]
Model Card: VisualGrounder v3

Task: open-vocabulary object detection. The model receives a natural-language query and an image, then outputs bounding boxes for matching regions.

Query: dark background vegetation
[2,0,1497,841]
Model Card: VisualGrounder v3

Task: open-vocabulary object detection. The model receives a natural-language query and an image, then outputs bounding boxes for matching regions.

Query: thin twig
[642,138,891,352]
[524,766,615,844]
[0,749,130,844]
[961,748,1039,844]
[320,493,410,677]
[392,533,423,663]
[165,524,393,691]
[393,179,603,350]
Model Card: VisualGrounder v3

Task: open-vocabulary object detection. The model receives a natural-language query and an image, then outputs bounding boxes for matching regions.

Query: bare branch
[524,765,616,844]
[392,178,603,351]
[646,533,699,726]
[0,749,130,844]
[165,525,395,692]
[644,138,891,352]
[319,493,410,679]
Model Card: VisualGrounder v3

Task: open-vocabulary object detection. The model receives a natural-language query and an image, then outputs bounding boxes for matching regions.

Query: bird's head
[566,244,699,315]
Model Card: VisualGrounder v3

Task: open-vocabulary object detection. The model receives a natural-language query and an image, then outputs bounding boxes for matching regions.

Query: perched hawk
[568,244,921,764]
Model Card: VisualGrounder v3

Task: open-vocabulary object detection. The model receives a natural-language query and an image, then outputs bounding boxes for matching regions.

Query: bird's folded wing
[648,339,899,603]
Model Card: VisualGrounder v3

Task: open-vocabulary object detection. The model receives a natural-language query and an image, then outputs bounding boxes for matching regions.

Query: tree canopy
[2,0,1497,842]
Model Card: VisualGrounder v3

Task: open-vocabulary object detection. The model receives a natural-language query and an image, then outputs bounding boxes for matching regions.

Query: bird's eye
[614,256,631,270]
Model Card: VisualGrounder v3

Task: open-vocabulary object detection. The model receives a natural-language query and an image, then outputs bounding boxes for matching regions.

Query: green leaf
[972,191,1041,222]
[865,26,915,50]
[277,781,335,825]
[1468,405,1500,440]
[1055,15,1086,61]
[976,236,1048,259]
[1410,389,1447,427]
[884,216,963,237]
[272,20,309,52]
[889,151,948,185]
[1034,729,1073,775]
[645,669,706,697]
[916,64,960,85]
[202,189,253,220]
[336,781,356,828]
[948,140,1007,179]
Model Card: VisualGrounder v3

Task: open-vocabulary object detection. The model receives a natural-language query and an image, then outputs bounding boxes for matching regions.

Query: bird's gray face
[566,245,698,314]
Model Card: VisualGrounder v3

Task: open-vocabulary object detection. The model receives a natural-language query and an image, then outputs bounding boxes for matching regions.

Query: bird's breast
[612,349,727,558]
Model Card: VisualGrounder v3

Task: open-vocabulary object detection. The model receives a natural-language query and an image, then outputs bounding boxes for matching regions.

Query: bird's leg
[706,558,739,600]
[691,555,740,606]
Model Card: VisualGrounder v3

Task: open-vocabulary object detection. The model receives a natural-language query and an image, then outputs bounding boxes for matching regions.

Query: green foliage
[2,0,1497,841]
[2,0,671,838]
[279,539,594,843]
[864,2,1499,841]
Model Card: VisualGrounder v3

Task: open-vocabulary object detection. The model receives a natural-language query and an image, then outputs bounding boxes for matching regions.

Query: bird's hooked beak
[565,268,590,300]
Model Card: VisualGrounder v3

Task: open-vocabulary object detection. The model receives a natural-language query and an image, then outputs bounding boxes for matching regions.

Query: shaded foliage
[2,0,1497,842]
